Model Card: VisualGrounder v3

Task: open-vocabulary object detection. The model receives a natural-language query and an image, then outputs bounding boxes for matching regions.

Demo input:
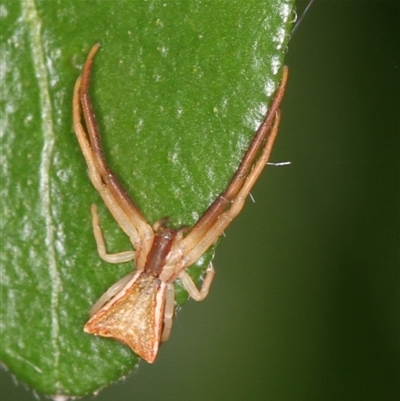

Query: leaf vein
[22,0,61,387]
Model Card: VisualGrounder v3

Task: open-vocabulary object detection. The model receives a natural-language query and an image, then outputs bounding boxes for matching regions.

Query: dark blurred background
[2,1,398,400]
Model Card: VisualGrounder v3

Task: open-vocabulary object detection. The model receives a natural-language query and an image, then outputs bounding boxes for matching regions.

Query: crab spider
[72,43,288,363]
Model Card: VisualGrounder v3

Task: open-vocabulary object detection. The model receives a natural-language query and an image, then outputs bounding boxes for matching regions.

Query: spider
[72,43,288,363]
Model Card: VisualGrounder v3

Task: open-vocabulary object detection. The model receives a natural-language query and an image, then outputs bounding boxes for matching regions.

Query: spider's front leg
[179,66,288,260]
[181,110,282,268]
[172,69,287,275]
[74,43,158,268]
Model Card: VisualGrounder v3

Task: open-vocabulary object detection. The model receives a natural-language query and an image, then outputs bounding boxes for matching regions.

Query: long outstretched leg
[182,110,282,267]
[73,44,155,267]
[73,77,142,249]
[79,45,151,239]
[179,67,288,261]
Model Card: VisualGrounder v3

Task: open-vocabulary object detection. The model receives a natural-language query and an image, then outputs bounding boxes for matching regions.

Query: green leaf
[1,0,294,396]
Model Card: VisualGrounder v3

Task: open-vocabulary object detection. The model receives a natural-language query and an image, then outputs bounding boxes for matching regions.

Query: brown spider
[72,43,288,363]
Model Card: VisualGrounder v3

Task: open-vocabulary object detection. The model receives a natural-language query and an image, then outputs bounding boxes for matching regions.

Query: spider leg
[161,283,175,342]
[73,77,141,246]
[182,110,282,267]
[178,263,215,301]
[79,44,151,241]
[161,263,215,342]
[180,67,288,260]
[88,271,136,316]
[73,44,154,267]
[91,204,135,264]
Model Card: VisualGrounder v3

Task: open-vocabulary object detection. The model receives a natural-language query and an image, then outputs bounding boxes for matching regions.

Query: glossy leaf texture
[0,0,294,396]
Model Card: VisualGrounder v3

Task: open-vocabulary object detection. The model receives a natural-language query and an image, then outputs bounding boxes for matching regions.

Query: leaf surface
[0,0,294,396]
